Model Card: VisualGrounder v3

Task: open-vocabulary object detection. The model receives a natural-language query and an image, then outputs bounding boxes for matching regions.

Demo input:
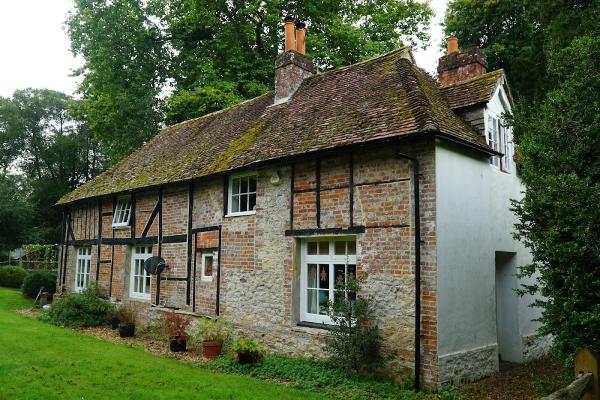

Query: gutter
[395,144,422,392]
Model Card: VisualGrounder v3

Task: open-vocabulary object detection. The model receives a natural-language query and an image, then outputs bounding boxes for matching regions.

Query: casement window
[487,114,513,172]
[200,252,215,282]
[130,245,152,300]
[112,196,132,227]
[75,247,92,292]
[300,238,357,324]
[227,173,257,216]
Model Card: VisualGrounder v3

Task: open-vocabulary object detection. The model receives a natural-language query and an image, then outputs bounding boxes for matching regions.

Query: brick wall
[58,141,439,385]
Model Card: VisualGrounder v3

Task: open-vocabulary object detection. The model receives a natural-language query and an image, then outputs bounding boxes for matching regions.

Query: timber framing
[186,182,194,305]
[96,199,102,282]
[155,188,163,305]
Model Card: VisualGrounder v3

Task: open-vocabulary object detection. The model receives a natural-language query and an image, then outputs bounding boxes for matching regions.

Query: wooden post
[575,347,599,400]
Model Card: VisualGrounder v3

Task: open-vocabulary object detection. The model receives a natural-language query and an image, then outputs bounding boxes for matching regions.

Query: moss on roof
[441,69,506,110]
[58,47,491,205]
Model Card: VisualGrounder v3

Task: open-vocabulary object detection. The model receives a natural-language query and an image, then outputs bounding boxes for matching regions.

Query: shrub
[158,310,190,343]
[0,266,27,288]
[231,336,266,365]
[325,276,383,375]
[188,317,232,347]
[112,304,136,325]
[21,270,57,298]
[42,285,115,328]
[205,354,437,399]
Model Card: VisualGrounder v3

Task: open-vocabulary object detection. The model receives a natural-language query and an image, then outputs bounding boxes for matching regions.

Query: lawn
[0,287,323,400]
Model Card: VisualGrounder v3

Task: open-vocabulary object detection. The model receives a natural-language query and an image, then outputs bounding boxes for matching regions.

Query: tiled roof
[441,69,506,110]
[58,48,491,205]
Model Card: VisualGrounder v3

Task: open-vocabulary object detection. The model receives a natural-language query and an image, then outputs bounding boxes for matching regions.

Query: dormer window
[112,196,132,227]
[487,114,512,173]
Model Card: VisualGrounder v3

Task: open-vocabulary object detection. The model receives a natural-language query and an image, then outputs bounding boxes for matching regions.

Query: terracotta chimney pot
[295,21,306,55]
[284,16,295,52]
[447,37,459,54]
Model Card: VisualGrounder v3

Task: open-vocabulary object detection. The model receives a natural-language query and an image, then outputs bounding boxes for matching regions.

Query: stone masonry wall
[57,142,438,385]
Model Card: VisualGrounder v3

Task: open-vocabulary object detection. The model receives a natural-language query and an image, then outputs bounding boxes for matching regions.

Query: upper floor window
[112,196,132,227]
[227,173,257,216]
[487,114,512,173]
[300,238,357,325]
[75,247,92,292]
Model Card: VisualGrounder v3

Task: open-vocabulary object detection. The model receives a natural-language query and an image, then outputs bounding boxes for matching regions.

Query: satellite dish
[144,256,167,275]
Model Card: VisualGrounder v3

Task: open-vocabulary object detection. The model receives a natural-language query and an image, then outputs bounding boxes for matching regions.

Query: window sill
[112,225,131,230]
[225,211,256,218]
[296,321,334,331]
[129,294,151,301]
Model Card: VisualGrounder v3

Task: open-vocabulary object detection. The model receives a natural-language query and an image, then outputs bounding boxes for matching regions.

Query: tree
[443,0,600,101]
[159,0,432,123]
[0,89,103,244]
[0,176,32,251]
[69,0,432,127]
[512,35,600,359]
[67,0,168,162]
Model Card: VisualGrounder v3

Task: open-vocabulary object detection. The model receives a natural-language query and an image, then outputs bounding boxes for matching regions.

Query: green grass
[0,287,323,400]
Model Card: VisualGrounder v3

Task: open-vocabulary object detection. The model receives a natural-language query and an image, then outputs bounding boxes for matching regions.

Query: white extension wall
[435,85,546,385]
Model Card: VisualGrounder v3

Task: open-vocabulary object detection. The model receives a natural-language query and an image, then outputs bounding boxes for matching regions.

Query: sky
[0,0,447,99]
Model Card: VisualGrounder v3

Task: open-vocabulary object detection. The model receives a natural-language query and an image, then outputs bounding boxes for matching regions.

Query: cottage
[56,19,546,387]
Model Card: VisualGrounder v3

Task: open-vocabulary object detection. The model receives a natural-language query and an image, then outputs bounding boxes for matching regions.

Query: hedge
[0,266,28,288]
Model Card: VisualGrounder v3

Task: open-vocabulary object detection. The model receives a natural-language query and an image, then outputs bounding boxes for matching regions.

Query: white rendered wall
[435,84,544,384]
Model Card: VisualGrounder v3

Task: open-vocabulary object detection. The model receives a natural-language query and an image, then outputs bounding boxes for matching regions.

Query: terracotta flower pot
[202,340,223,359]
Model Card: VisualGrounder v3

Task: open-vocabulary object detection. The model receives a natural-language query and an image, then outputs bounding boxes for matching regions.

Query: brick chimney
[274,17,316,105]
[437,37,487,86]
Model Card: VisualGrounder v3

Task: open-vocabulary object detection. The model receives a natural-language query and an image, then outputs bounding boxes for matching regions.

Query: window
[112,197,132,227]
[228,173,257,216]
[300,238,357,324]
[75,247,92,292]
[501,124,512,172]
[487,115,501,168]
[200,253,215,282]
[130,245,152,299]
[487,114,513,172]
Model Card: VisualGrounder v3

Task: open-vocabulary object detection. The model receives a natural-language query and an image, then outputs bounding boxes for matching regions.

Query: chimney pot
[295,21,306,55]
[284,16,295,52]
[274,16,315,104]
[447,37,459,54]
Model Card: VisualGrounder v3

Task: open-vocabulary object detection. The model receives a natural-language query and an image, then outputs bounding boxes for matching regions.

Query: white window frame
[75,247,92,292]
[227,172,257,217]
[200,252,215,282]
[129,245,152,300]
[300,237,357,325]
[486,112,513,173]
[112,196,132,227]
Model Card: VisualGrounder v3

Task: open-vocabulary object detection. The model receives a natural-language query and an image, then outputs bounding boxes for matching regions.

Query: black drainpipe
[396,146,421,392]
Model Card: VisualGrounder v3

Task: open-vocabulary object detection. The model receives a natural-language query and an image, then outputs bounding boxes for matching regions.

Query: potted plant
[159,310,191,352]
[189,317,232,359]
[110,304,125,329]
[116,303,137,338]
[231,336,265,365]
